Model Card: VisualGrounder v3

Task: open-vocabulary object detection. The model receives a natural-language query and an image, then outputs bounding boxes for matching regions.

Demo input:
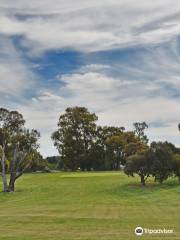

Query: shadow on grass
[105,178,180,199]
[126,179,180,189]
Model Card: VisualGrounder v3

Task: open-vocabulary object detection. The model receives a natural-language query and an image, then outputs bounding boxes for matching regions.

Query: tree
[0,108,25,192]
[178,123,180,132]
[124,152,151,186]
[173,154,180,182]
[123,131,148,157]
[27,150,46,172]
[92,126,125,170]
[8,129,40,192]
[0,108,40,192]
[52,107,98,171]
[106,130,148,170]
[164,141,180,154]
[133,122,148,144]
[106,134,126,170]
[124,142,175,185]
[150,142,174,184]
[46,156,62,170]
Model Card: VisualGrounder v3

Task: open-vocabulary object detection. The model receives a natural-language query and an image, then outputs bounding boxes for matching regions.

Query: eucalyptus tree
[52,107,98,171]
[93,126,125,170]
[8,129,40,192]
[150,142,174,184]
[106,131,148,170]
[0,108,25,191]
[0,108,40,192]
[124,141,174,185]
[124,152,151,186]
[133,122,148,144]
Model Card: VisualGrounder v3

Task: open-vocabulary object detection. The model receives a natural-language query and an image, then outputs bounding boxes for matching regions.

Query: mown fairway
[0,172,179,240]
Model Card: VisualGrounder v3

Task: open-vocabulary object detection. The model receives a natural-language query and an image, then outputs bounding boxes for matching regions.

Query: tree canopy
[52,107,149,171]
[52,107,98,171]
[0,108,41,192]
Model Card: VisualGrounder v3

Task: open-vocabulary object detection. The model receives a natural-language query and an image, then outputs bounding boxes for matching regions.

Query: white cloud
[0,1,180,156]
[0,36,36,96]
[16,59,180,156]
[1,0,180,54]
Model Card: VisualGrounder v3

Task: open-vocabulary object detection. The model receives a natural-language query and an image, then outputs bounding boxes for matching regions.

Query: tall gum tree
[0,108,40,192]
[52,107,98,171]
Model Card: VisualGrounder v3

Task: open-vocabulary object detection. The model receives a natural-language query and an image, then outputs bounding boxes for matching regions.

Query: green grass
[0,172,180,240]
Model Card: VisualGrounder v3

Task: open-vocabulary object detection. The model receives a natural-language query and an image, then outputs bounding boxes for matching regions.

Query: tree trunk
[115,158,120,170]
[8,175,16,192]
[140,175,146,186]
[8,146,18,192]
[1,147,8,192]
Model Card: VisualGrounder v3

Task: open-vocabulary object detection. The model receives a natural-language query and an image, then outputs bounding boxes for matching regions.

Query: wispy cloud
[0,36,37,100]
[1,0,180,54]
[0,0,180,156]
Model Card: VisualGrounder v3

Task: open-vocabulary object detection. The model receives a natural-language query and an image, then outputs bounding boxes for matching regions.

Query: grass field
[0,172,180,240]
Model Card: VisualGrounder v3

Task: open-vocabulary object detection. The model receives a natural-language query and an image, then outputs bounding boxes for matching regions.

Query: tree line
[0,106,180,192]
[52,107,180,185]
[52,107,148,171]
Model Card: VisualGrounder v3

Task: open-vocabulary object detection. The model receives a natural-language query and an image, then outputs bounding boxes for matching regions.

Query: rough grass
[0,171,180,240]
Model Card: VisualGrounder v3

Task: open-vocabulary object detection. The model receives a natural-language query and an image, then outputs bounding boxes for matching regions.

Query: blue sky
[0,0,180,156]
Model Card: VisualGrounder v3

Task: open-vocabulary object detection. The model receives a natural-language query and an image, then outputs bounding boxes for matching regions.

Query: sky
[0,0,180,156]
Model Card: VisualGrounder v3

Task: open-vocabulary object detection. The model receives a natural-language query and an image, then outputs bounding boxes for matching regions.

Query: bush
[124,152,151,185]
[124,142,176,185]
[150,142,174,184]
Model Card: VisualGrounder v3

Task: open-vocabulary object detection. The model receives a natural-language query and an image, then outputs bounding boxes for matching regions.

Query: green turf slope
[0,172,179,240]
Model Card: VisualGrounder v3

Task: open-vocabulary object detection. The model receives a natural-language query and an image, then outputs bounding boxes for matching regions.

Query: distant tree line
[52,107,180,185]
[0,106,180,192]
[52,107,148,171]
